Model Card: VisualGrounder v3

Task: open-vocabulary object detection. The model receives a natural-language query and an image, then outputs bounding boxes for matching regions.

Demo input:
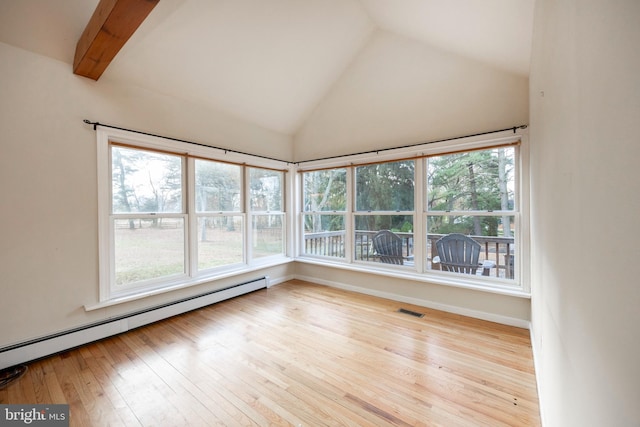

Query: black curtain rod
[85,120,527,166]
[294,125,528,165]
[84,120,292,164]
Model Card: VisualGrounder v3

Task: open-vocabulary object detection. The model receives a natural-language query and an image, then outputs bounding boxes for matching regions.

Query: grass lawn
[114,222,282,285]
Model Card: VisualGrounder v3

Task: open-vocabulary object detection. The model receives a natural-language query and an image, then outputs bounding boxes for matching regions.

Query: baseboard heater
[0,277,268,370]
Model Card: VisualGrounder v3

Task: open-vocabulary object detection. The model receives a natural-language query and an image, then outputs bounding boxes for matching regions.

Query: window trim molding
[95,126,529,307]
[86,257,292,311]
[96,126,293,304]
[295,128,530,295]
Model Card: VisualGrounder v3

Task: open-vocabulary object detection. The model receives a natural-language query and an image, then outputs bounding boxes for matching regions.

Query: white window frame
[295,129,530,296]
[352,159,416,268]
[191,158,245,273]
[423,145,520,284]
[247,166,287,263]
[300,168,349,260]
[96,127,293,305]
[108,144,189,296]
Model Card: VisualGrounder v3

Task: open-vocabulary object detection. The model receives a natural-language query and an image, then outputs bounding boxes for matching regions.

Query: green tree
[355,160,414,231]
[428,148,513,236]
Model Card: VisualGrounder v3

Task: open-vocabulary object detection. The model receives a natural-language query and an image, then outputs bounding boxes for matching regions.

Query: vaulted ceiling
[0,0,534,135]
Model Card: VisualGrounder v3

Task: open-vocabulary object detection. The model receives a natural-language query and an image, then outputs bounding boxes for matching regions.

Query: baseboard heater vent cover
[0,277,267,370]
[397,308,425,318]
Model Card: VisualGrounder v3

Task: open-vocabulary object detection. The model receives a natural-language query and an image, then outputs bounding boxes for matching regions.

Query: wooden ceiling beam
[73,0,159,80]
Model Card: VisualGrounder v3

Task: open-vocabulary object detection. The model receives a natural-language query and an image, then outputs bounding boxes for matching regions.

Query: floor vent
[397,308,424,318]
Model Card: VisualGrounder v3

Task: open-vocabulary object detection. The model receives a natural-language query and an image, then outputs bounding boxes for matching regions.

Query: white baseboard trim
[295,274,530,329]
[266,274,295,288]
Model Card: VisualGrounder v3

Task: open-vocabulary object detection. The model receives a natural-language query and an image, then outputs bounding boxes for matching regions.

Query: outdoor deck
[304,231,515,279]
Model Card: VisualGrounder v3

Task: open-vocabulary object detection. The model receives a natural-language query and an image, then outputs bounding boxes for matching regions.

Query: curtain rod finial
[84,119,98,130]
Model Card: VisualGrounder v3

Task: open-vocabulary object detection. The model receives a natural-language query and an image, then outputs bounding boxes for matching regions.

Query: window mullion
[413,158,425,272]
[187,157,197,278]
[244,166,252,263]
[345,167,354,263]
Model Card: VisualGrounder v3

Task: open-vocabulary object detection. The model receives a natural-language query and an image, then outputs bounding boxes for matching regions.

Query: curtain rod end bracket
[84,119,98,131]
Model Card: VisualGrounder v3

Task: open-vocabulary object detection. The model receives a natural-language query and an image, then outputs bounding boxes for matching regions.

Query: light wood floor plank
[0,280,540,426]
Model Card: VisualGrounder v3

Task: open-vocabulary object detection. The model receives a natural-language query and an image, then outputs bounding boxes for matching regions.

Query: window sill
[295,256,530,299]
[85,257,294,311]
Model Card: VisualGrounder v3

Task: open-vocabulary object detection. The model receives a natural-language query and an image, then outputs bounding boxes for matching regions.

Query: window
[97,128,290,302]
[98,126,525,302]
[302,169,347,259]
[297,131,526,293]
[354,160,414,265]
[249,168,285,259]
[111,146,186,287]
[425,146,518,280]
[195,159,243,270]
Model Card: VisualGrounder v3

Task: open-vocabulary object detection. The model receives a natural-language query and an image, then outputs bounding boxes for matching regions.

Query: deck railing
[303,230,346,258]
[303,230,515,278]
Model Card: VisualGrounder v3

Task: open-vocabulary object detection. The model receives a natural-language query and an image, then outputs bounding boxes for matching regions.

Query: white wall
[296,264,531,326]
[529,0,640,425]
[294,30,529,161]
[0,42,294,348]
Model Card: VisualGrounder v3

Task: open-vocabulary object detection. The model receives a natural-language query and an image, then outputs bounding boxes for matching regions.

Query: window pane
[195,160,241,212]
[427,147,515,212]
[197,216,243,270]
[426,215,516,279]
[250,168,283,211]
[303,169,347,212]
[354,215,413,263]
[114,218,185,286]
[303,214,345,258]
[356,160,414,211]
[111,146,183,214]
[252,214,284,258]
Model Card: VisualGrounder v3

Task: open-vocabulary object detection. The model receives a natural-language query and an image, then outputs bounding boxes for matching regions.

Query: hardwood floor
[0,280,540,426]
